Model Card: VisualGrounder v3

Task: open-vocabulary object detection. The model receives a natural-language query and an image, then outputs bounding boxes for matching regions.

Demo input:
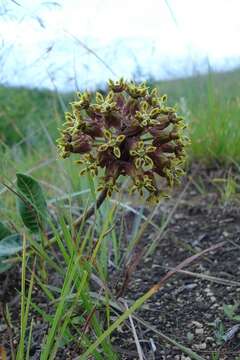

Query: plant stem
[3,188,109,265]
[73,187,108,230]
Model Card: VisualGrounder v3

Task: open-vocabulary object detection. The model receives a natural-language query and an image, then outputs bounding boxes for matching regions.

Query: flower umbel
[57,79,189,202]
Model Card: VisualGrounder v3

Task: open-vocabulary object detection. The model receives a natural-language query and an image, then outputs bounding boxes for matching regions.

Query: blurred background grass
[1,67,239,224]
[157,68,240,162]
[1,68,240,163]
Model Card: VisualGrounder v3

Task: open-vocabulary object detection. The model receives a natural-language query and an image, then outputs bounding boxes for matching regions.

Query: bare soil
[112,165,240,359]
[1,165,240,360]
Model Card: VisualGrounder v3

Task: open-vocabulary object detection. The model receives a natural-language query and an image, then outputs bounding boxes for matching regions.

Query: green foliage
[223,303,240,322]
[0,221,20,273]
[0,174,48,273]
[0,221,12,240]
[0,234,22,273]
[1,68,240,163]
[156,68,240,162]
[212,174,239,204]
[1,69,240,358]
[0,86,69,145]
[16,173,48,232]
[0,259,12,273]
[212,319,226,345]
[0,234,22,256]
[211,352,221,360]
[210,303,240,348]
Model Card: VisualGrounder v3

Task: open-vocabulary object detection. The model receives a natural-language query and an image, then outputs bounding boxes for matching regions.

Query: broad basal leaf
[0,260,12,273]
[16,173,48,232]
[0,232,22,273]
[0,234,22,257]
[0,221,12,240]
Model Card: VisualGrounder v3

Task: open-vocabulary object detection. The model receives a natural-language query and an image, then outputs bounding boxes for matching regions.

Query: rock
[195,343,207,350]
[210,296,217,302]
[192,320,203,328]
[206,336,215,343]
[195,328,204,335]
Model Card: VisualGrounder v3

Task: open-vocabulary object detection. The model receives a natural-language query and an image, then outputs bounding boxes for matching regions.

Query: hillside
[1,68,240,162]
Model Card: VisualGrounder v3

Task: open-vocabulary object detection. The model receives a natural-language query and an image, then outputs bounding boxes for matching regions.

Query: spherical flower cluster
[57,79,188,202]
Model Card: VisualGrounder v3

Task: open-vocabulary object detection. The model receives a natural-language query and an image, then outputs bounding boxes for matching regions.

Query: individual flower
[57,79,189,202]
[98,129,126,159]
[129,141,156,168]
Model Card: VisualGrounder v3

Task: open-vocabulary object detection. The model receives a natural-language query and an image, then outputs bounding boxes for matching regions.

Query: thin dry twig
[0,304,16,359]
[150,241,226,294]
[65,31,117,77]
[123,300,145,360]
[73,187,108,231]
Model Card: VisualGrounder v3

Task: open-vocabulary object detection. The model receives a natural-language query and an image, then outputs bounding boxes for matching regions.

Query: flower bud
[70,133,92,153]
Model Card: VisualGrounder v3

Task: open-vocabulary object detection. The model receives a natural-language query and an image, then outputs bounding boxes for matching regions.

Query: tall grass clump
[156,68,240,163]
[0,79,196,359]
[0,86,70,146]
[1,70,238,359]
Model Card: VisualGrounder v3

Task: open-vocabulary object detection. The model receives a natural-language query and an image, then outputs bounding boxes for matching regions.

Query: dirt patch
[1,165,240,359]
[111,165,240,359]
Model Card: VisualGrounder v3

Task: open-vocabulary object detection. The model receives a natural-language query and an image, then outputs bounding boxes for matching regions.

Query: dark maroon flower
[57,79,189,201]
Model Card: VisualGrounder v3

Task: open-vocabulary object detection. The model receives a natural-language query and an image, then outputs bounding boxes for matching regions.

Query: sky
[0,0,239,91]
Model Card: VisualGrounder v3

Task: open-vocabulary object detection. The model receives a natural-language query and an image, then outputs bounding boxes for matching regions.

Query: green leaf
[0,221,12,240]
[0,229,21,273]
[0,234,22,257]
[223,303,240,321]
[0,260,12,273]
[16,173,48,232]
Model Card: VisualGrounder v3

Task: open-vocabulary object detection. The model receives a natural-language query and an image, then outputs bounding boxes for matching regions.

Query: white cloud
[0,0,239,90]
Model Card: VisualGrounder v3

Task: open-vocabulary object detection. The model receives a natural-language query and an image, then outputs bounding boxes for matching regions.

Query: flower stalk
[73,187,108,230]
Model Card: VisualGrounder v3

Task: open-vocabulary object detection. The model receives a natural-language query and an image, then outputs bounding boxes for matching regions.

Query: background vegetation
[0,68,239,359]
[1,68,240,163]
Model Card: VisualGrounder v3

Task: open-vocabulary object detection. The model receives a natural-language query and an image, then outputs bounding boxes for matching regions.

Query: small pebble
[195,328,204,335]
[0,325,7,332]
[192,320,203,328]
[195,343,207,350]
[206,336,214,343]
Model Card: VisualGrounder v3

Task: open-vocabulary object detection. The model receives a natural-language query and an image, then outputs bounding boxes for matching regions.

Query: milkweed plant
[57,79,188,210]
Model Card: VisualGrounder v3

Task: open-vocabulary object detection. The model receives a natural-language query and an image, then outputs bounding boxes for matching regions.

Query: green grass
[1,68,240,163]
[0,86,70,145]
[156,68,240,163]
[0,69,239,359]
[1,171,206,359]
